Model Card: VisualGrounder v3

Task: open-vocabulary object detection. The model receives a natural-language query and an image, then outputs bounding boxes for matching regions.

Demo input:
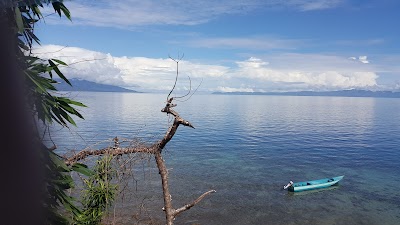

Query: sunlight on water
[49,93,400,225]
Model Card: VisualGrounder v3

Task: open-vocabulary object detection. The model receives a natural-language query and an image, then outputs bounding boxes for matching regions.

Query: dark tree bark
[0,10,42,225]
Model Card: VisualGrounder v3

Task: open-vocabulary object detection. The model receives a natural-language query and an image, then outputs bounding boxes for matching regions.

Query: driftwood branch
[64,57,214,225]
[64,98,214,224]
[174,190,216,217]
[155,97,216,224]
[65,146,154,166]
[64,98,194,166]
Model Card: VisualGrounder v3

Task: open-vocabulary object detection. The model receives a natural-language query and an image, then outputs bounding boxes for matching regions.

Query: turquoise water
[52,92,400,225]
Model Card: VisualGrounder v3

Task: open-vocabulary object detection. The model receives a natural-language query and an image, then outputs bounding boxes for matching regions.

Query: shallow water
[51,93,400,225]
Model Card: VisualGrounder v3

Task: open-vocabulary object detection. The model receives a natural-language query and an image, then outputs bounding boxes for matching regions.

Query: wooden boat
[284,175,344,192]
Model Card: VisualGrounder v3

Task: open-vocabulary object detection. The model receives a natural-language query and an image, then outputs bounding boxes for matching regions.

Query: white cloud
[217,86,254,92]
[33,45,384,92]
[114,56,229,90]
[292,0,343,11]
[349,55,370,64]
[32,45,229,91]
[236,57,269,68]
[32,45,124,85]
[231,56,378,90]
[43,0,345,28]
[186,37,306,50]
[358,56,369,64]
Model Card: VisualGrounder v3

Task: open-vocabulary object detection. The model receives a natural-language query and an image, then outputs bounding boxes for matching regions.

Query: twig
[31,45,68,55]
[65,57,107,66]
[176,78,203,102]
[167,53,184,101]
[173,76,191,99]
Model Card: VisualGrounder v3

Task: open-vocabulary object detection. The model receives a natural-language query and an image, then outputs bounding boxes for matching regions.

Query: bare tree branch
[176,78,203,103]
[174,190,216,217]
[65,146,155,166]
[167,53,184,101]
[64,102,194,166]
[64,54,213,225]
[173,76,191,99]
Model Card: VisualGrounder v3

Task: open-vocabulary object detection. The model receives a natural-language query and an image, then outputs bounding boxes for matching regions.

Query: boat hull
[288,176,344,192]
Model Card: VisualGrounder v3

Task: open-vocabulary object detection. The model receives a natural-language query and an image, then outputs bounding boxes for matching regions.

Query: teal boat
[284,175,344,192]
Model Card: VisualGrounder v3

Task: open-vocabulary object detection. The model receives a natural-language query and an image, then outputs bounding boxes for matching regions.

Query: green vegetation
[8,1,116,224]
[15,1,84,127]
[43,150,92,224]
[75,156,118,224]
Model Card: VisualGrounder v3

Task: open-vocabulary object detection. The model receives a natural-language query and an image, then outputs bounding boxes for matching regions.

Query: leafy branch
[9,1,101,224]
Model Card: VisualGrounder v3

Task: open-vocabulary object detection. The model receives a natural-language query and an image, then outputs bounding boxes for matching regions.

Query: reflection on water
[50,93,400,225]
[287,185,341,196]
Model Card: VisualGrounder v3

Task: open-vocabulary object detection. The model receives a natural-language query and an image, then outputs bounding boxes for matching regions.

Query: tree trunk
[66,99,215,225]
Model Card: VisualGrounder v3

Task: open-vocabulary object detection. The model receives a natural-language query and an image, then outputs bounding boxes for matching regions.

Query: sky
[33,0,400,93]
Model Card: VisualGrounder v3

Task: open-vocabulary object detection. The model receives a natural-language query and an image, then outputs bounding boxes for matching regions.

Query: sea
[50,92,400,225]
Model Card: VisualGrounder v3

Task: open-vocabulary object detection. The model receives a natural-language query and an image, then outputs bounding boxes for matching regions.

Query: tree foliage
[6,1,109,224]
[14,0,85,127]
[6,1,210,224]
[43,149,93,224]
[75,156,118,225]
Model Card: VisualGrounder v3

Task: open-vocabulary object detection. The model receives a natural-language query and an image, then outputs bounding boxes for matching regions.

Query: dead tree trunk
[155,98,216,224]
[65,54,214,224]
[65,97,215,225]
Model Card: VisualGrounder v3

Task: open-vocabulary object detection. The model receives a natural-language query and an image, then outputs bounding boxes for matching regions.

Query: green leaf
[25,55,39,63]
[53,177,74,189]
[72,163,94,176]
[51,108,68,127]
[49,60,71,86]
[15,7,24,33]
[32,5,43,19]
[26,29,40,45]
[52,2,62,17]
[52,2,71,20]
[49,151,70,172]
[58,100,84,119]
[22,15,32,28]
[59,108,77,126]
[52,58,68,66]
[25,70,48,94]
[40,101,51,123]
[59,3,71,21]
[50,114,63,126]
[59,97,87,107]
[30,75,57,91]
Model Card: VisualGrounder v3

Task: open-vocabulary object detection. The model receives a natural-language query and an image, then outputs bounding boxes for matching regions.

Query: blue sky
[34,0,400,92]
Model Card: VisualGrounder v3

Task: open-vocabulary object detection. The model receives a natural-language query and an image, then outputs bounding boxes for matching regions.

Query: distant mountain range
[213,90,400,98]
[56,79,138,93]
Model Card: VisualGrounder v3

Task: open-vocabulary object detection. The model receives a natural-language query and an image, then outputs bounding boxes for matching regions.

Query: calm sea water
[51,92,400,225]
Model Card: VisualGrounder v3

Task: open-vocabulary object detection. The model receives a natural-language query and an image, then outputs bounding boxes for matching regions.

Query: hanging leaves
[52,1,71,20]
[13,2,119,224]
[49,59,72,86]
[23,54,87,127]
